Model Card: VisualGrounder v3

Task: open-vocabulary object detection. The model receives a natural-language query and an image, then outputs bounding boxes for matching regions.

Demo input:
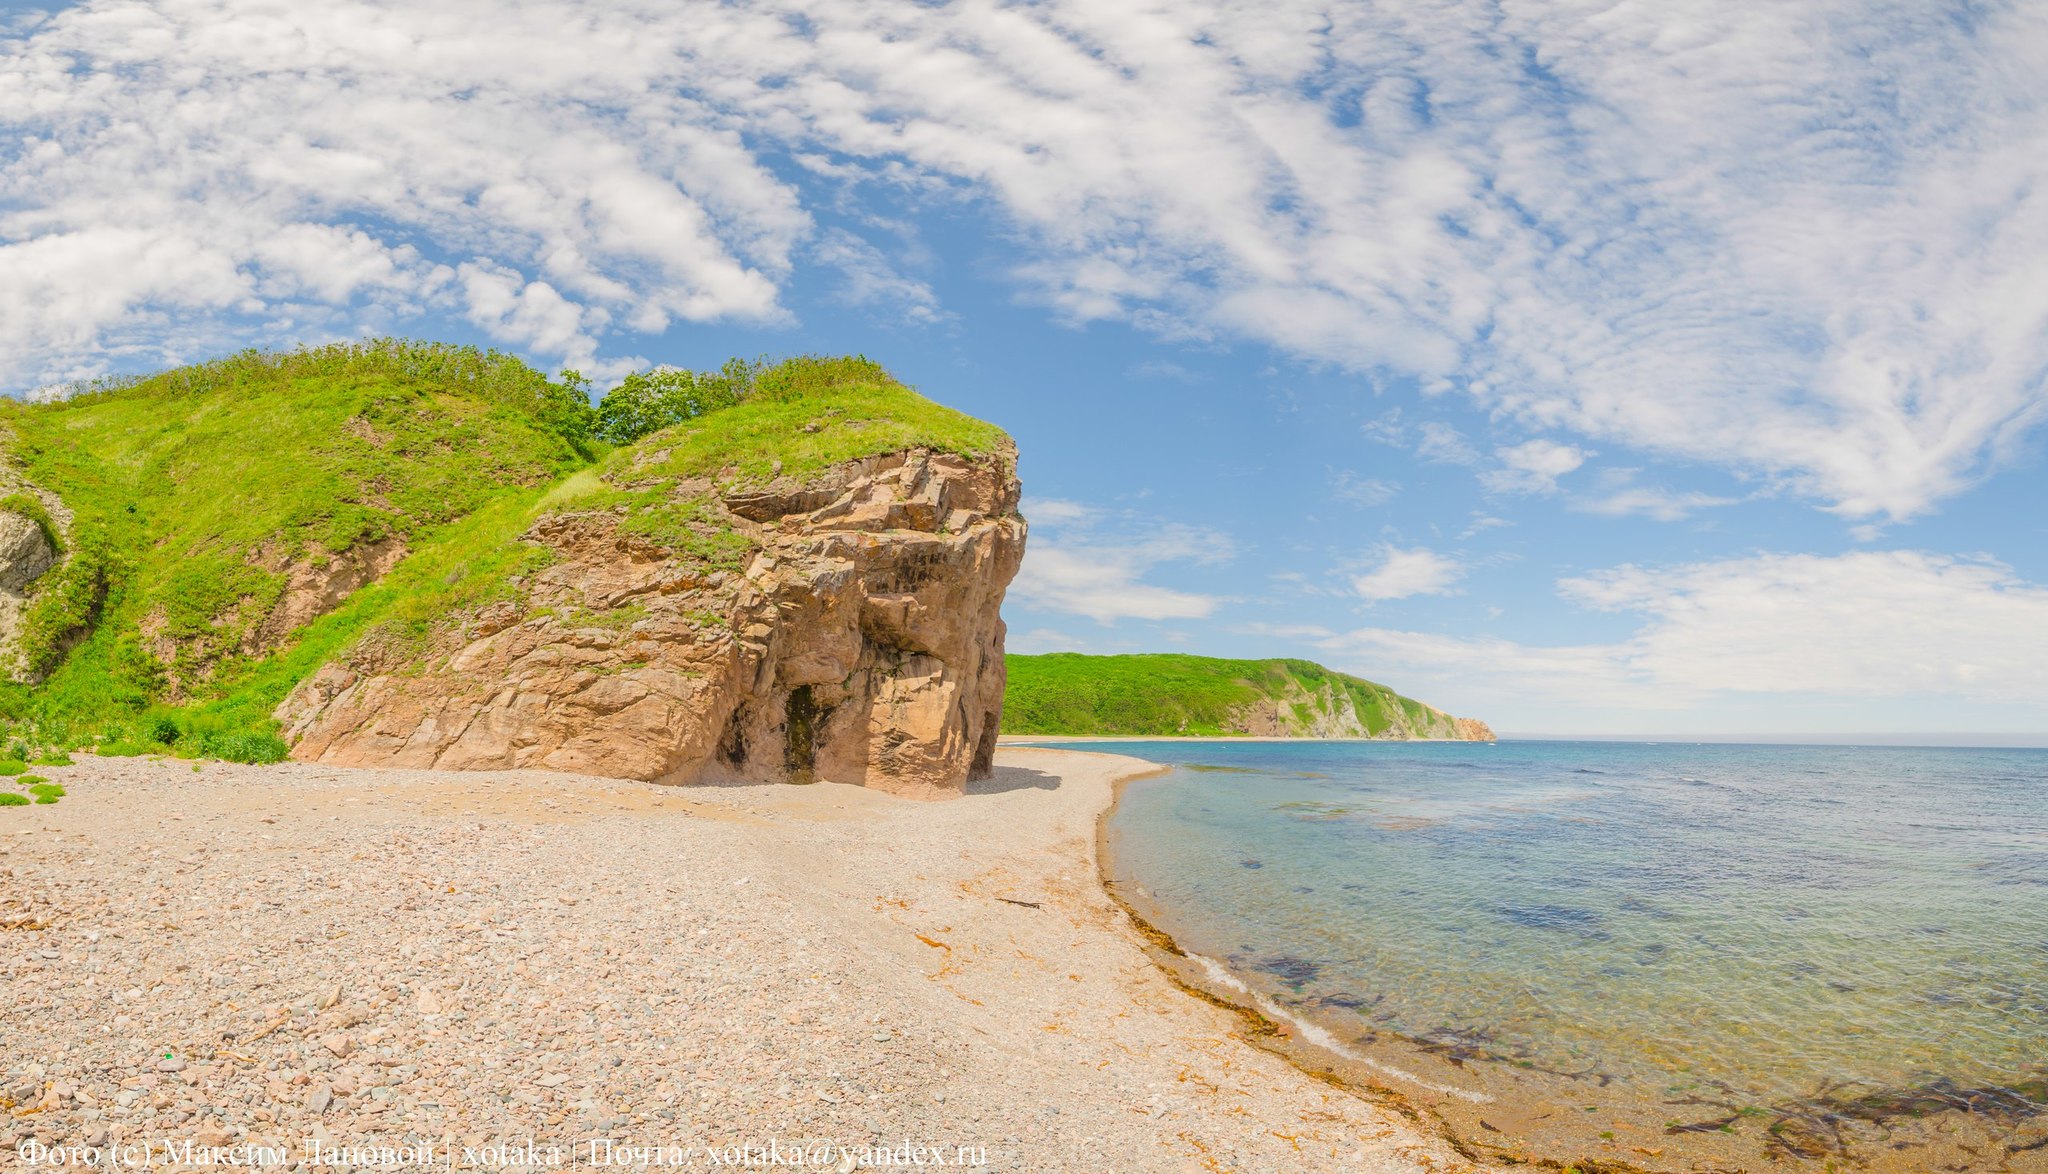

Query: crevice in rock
[970,710,999,780]
[783,685,825,784]
[718,704,750,769]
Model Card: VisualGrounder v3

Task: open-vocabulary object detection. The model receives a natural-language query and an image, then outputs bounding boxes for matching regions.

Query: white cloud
[0,0,804,381]
[811,229,946,326]
[1012,547,1220,625]
[1019,497,1096,527]
[1482,439,1589,495]
[1350,546,1463,602]
[5,0,2048,519]
[1008,628,1092,654]
[1322,550,2048,716]
[1010,512,1231,624]
[1574,486,1737,523]
[1128,360,1203,383]
[1361,408,1407,447]
[1414,422,1479,465]
[1330,470,1398,507]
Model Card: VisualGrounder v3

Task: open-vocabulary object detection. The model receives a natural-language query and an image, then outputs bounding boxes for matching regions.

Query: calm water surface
[1083,740,2048,1105]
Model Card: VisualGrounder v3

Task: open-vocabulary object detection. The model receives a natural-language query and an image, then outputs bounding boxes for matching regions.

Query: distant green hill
[1001,653,1493,740]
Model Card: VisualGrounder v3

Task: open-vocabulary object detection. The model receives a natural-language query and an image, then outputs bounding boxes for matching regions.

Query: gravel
[0,749,1479,1173]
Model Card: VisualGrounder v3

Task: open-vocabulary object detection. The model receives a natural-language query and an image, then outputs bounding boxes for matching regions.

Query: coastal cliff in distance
[1002,653,1494,740]
[0,342,1023,796]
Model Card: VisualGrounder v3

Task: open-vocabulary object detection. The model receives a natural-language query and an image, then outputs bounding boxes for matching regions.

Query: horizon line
[1498,731,2048,749]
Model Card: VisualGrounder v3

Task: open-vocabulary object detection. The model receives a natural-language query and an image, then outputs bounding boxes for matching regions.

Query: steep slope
[1002,653,1494,740]
[280,373,1023,797]
[0,342,592,749]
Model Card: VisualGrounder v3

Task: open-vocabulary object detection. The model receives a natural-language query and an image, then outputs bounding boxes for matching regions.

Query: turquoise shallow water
[1081,739,2048,1106]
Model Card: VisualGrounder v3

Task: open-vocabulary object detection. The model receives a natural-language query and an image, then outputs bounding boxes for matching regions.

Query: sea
[1055,738,2048,1169]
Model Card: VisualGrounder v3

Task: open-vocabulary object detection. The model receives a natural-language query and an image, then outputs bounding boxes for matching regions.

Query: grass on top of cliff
[1000,652,1457,738]
[543,355,1012,558]
[603,355,1009,486]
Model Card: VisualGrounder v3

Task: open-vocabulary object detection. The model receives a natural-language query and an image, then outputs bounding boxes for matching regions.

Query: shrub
[198,731,290,764]
[751,354,891,401]
[144,714,182,746]
[18,775,46,786]
[594,358,760,445]
[31,752,73,766]
[94,740,158,758]
[28,783,62,801]
[0,793,26,807]
[0,760,23,776]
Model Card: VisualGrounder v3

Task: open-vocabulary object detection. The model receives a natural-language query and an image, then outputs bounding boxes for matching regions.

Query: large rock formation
[279,447,1025,799]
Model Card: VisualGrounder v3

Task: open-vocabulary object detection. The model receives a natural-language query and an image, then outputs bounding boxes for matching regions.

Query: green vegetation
[0,793,26,807]
[541,354,1006,572]
[0,338,592,732]
[28,782,62,802]
[0,759,19,776]
[593,359,756,445]
[1,342,1006,761]
[1001,653,1473,739]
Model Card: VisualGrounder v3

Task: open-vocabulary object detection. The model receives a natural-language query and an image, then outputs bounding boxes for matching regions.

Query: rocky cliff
[0,343,1023,789]
[279,448,1024,797]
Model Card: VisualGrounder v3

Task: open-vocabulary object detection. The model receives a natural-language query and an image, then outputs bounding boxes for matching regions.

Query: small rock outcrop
[279,447,1025,799]
[0,509,59,672]
[1454,717,1496,741]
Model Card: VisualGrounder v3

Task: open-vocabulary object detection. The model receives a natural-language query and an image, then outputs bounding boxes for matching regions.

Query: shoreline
[0,748,1486,1172]
[1092,751,2045,1173]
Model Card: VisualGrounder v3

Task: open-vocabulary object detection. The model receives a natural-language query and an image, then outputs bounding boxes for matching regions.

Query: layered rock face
[279,447,1025,799]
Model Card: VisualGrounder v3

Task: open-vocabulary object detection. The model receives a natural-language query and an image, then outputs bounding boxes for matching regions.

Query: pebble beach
[0,748,1482,1173]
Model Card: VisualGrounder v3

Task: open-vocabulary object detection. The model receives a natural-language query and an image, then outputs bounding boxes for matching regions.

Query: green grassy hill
[1001,653,1491,740]
[0,342,1002,763]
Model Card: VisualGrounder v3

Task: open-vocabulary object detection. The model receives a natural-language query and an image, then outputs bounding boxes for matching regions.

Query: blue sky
[3,0,2047,737]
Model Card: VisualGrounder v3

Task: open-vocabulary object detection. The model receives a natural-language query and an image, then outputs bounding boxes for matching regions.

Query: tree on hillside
[594,358,760,445]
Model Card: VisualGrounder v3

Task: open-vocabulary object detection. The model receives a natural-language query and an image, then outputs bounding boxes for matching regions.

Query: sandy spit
[0,748,1487,1173]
